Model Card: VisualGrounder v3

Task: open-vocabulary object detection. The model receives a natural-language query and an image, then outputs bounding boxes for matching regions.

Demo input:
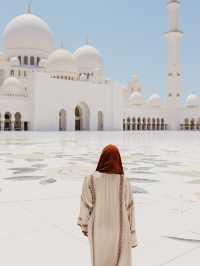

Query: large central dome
[3,12,54,55]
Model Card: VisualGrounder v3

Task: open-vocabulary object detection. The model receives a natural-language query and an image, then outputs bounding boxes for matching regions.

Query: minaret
[165,0,183,106]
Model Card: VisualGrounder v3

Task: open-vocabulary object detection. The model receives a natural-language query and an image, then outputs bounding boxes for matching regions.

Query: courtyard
[0,131,200,265]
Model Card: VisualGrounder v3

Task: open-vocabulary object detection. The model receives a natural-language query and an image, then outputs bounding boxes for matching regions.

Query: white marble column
[11,121,14,131]
[90,109,97,131]
[67,108,75,131]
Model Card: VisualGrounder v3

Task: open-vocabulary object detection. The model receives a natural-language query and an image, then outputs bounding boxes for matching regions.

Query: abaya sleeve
[125,178,138,248]
[77,175,93,233]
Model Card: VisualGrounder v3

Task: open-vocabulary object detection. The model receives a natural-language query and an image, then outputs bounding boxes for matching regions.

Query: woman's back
[94,172,121,230]
[77,144,137,266]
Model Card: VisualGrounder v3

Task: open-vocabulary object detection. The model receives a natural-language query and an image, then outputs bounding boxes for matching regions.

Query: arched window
[147,118,151,130]
[137,118,141,130]
[160,118,164,130]
[30,56,34,65]
[197,118,200,130]
[152,118,156,130]
[190,118,195,130]
[142,118,146,130]
[157,118,160,130]
[185,118,189,130]
[127,117,131,131]
[37,57,40,66]
[24,71,27,77]
[14,112,22,131]
[123,118,126,131]
[24,56,28,65]
[18,70,21,77]
[10,70,14,76]
[4,112,12,131]
[132,117,136,130]
[18,56,22,65]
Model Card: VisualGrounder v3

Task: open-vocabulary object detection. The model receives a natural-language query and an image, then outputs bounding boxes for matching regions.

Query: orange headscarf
[96,144,124,175]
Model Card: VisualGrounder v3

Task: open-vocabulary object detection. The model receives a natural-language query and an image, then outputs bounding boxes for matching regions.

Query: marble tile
[0,131,199,266]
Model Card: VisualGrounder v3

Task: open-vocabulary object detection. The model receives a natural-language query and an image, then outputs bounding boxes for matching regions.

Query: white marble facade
[0,0,199,132]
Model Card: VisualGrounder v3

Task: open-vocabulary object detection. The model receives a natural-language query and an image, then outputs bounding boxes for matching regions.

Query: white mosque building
[0,0,199,131]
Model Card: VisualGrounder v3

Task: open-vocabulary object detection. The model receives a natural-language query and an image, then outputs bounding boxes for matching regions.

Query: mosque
[0,0,199,131]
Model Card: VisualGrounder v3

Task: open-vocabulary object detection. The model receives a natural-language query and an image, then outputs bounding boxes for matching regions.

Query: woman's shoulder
[84,172,129,181]
[122,174,129,181]
[83,174,93,183]
[83,172,99,183]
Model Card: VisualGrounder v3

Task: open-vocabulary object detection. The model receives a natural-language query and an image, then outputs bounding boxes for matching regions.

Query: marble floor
[0,131,200,266]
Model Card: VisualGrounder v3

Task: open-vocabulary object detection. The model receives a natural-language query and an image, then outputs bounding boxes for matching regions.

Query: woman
[77,144,137,266]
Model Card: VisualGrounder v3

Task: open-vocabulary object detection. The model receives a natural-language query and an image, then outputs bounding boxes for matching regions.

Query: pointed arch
[4,112,12,131]
[14,112,22,130]
[190,118,195,130]
[184,118,189,130]
[75,102,90,130]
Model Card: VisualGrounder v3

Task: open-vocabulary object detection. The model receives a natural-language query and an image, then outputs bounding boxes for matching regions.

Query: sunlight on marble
[0,131,200,266]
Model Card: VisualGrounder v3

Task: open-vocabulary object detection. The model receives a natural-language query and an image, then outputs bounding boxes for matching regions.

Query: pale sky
[0,0,199,101]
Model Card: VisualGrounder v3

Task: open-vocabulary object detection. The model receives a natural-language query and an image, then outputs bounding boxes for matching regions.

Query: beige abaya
[77,171,137,266]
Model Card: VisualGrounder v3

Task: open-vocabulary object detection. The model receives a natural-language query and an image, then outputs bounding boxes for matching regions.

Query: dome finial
[60,40,64,48]
[132,73,139,81]
[27,0,32,14]
[85,34,90,45]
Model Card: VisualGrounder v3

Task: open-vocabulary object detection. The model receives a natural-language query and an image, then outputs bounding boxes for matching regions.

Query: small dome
[129,91,144,106]
[74,44,103,71]
[9,57,20,66]
[3,12,54,55]
[2,77,26,96]
[147,94,161,107]
[39,58,47,68]
[47,48,77,72]
[186,94,199,107]
[3,77,21,87]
